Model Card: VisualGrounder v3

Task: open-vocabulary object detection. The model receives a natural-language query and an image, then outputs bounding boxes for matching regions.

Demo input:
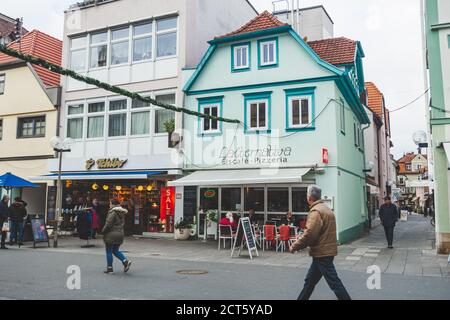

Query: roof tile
[307,37,357,65]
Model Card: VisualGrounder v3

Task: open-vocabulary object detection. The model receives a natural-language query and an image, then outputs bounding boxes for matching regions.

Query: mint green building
[170,12,370,243]
[424,0,450,253]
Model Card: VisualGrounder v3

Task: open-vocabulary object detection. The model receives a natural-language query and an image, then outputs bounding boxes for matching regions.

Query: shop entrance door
[198,187,219,239]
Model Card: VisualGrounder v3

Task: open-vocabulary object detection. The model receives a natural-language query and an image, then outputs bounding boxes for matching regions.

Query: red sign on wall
[160,187,175,221]
[322,148,329,164]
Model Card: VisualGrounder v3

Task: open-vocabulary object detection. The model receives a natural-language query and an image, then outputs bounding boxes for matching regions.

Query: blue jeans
[105,245,127,268]
[298,256,351,300]
[10,221,24,243]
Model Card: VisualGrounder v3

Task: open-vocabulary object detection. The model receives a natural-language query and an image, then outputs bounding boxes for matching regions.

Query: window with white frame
[90,31,108,68]
[248,100,268,131]
[201,104,220,133]
[340,100,345,133]
[87,101,105,138]
[0,74,5,94]
[156,17,177,58]
[108,99,127,137]
[131,95,151,135]
[288,96,311,128]
[70,36,87,71]
[67,103,84,139]
[259,40,277,66]
[233,44,249,70]
[111,27,130,65]
[154,94,176,134]
[133,22,152,62]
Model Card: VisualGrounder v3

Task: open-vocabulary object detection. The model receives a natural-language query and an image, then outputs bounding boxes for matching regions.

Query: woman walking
[102,199,132,274]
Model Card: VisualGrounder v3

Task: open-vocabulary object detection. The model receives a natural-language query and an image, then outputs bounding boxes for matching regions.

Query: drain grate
[176,270,209,275]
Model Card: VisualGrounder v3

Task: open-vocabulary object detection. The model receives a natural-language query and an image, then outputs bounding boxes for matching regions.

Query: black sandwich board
[29,217,50,248]
[231,217,259,260]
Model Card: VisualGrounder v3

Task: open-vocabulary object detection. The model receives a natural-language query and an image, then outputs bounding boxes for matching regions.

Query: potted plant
[175,219,192,241]
[164,118,176,148]
[206,210,219,240]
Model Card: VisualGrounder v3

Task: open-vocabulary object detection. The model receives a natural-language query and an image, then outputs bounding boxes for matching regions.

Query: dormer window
[232,43,250,72]
[258,38,278,68]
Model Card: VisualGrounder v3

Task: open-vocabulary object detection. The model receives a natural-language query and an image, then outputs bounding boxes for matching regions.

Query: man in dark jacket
[0,195,11,249]
[379,196,399,249]
[9,197,27,245]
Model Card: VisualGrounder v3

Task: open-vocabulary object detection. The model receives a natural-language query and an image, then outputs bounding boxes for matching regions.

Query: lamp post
[50,137,73,248]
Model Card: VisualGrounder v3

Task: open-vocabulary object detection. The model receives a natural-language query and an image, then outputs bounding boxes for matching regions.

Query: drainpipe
[296,0,300,35]
[291,0,295,29]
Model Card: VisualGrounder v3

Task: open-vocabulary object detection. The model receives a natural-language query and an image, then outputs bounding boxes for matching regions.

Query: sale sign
[160,187,175,221]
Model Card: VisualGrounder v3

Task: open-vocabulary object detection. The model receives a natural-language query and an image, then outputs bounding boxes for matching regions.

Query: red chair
[263,225,278,252]
[277,225,292,252]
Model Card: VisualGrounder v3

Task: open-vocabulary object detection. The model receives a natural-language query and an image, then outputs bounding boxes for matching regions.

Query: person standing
[289,185,351,300]
[379,196,398,249]
[90,199,100,239]
[248,209,258,225]
[9,197,27,246]
[101,199,132,274]
[0,195,11,249]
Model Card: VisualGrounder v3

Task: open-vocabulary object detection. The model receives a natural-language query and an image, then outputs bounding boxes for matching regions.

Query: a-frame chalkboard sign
[28,217,50,248]
[231,217,259,260]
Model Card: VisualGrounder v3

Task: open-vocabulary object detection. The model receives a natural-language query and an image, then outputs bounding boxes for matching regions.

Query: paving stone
[422,267,442,277]
[346,256,361,261]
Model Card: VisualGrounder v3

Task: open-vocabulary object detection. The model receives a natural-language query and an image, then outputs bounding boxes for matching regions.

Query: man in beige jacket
[290,185,351,300]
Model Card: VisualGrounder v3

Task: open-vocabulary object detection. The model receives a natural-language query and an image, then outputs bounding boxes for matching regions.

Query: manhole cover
[150,253,161,256]
[176,270,209,275]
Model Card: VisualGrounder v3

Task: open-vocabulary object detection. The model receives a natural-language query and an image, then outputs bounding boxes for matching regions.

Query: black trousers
[1,231,6,247]
[298,256,351,300]
[384,226,395,247]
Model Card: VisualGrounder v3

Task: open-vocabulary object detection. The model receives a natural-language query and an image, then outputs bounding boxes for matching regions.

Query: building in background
[171,11,370,244]
[422,0,450,253]
[0,30,62,215]
[0,13,28,45]
[36,0,257,237]
[396,152,429,212]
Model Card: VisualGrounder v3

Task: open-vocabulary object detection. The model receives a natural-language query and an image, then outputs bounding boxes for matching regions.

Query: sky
[1,0,427,159]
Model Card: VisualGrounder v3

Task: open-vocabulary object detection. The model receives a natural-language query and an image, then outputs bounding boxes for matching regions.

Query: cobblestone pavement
[13,214,450,278]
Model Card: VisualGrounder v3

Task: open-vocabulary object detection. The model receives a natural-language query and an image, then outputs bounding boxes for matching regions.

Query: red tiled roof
[365,82,384,117]
[0,15,28,39]
[397,152,416,164]
[216,10,288,39]
[0,30,62,87]
[307,37,357,66]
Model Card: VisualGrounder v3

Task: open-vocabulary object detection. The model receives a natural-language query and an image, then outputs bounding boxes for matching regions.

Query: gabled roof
[0,30,62,87]
[365,82,384,117]
[397,152,417,163]
[307,37,359,66]
[0,13,28,39]
[215,10,288,39]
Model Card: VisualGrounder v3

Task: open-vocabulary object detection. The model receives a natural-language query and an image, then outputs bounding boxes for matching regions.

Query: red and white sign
[322,148,329,164]
[160,187,175,221]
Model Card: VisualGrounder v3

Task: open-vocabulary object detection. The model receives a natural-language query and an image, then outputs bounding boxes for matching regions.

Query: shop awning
[32,171,165,181]
[168,168,312,187]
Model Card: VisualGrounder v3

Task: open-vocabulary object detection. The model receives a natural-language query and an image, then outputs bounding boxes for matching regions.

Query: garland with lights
[0,44,240,124]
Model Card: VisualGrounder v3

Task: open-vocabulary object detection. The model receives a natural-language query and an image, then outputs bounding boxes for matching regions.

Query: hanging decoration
[0,44,240,124]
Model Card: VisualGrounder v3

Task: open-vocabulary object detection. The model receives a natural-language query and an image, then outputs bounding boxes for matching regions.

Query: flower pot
[175,228,191,241]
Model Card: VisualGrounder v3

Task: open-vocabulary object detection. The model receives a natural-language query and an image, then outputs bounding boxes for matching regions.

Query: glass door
[198,187,219,238]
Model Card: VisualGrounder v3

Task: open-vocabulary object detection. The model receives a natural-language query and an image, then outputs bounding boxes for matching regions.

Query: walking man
[290,185,351,300]
[0,195,11,249]
[379,196,398,249]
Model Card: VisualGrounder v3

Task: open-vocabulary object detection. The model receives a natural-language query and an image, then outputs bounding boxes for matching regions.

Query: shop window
[0,74,5,94]
[267,187,289,213]
[133,22,152,62]
[232,43,250,72]
[155,94,176,134]
[156,16,177,58]
[111,27,130,65]
[90,31,108,68]
[292,187,308,213]
[221,188,242,211]
[200,188,219,211]
[244,187,264,212]
[17,116,46,138]
[258,38,278,68]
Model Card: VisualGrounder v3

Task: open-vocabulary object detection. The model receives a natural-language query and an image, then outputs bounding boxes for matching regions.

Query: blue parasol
[0,172,38,190]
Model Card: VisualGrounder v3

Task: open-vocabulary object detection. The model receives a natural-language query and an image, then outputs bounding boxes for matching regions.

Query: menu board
[231,217,259,260]
[30,217,50,248]
[46,186,57,222]
[183,186,197,224]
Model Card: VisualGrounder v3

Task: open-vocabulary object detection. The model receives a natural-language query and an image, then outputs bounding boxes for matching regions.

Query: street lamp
[50,137,73,248]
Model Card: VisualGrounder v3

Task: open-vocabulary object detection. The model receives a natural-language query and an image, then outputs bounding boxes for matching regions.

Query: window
[156,17,177,58]
[288,96,312,128]
[340,100,345,133]
[111,27,130,65]
[354,123,360,147]
[202,104,219,133]
[221,188,242,211]
[406,164,412,171]
[232,43,250,71]
[154,94,175,134]
[131,111,150,135]
[108,99,127,137]
[0,74,5,94]
[18,116,46,138]
[70,36,87,71]
[0,119,3,140]
[67,103,84,139]
[133,22,152,62]
[258,38,278,68]
[90,31,108,68]
[268,188,289,213]
[244,187,264,212]
[87,101,105,138]
[292,187,308,213]
[248,100,268,131]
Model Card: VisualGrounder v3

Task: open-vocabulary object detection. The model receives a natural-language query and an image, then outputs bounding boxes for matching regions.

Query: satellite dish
[413,131,427,146]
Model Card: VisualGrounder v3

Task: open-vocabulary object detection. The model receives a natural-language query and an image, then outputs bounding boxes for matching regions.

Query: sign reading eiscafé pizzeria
[220,145,293,166]
[86,158,128,170]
